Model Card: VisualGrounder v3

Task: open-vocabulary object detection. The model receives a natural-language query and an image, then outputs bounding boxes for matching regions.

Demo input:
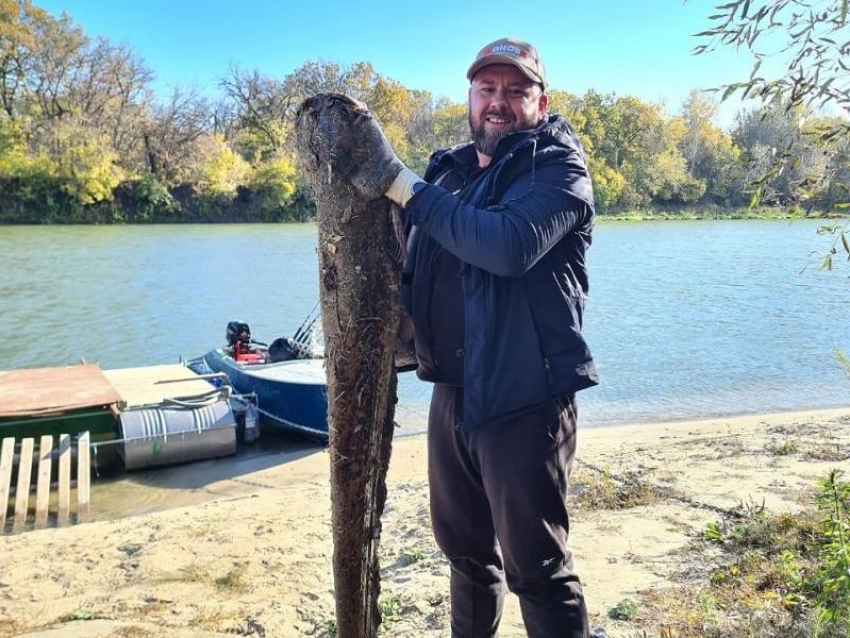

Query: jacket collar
[427,115,583,179]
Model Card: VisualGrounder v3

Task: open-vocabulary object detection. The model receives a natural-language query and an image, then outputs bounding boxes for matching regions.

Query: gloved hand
[349,108,424,206]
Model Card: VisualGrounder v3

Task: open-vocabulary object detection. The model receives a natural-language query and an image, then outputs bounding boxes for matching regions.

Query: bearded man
[355,37,598,637]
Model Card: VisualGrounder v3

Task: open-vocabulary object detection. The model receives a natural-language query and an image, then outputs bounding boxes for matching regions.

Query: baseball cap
[466,37,547,89]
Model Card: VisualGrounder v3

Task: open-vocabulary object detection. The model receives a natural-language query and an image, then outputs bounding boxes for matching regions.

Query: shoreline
[2,210,845,227]
[2,405,850,637]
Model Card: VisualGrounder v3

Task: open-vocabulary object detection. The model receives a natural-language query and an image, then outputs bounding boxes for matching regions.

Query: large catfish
[294,94,410,638]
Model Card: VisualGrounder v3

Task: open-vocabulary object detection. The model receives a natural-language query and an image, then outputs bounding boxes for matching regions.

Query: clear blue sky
[39,0,755,127]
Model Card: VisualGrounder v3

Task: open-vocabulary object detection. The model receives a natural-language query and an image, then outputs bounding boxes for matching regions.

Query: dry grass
[571,466,668,510]
[192,606,239,631]
[802,442,850,462]
[214,564,250,591]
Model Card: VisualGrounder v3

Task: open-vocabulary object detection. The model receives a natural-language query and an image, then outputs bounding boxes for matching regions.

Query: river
[1,220,849,430]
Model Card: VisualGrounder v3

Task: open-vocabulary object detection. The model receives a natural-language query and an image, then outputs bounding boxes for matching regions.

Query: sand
[2,407,850,638]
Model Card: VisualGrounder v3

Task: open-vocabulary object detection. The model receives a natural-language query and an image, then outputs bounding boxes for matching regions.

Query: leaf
[841,232,850,258]
[721,84,740,102]
[820,253,833,271]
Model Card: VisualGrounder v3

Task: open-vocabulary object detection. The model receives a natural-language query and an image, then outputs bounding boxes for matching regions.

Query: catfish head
[295,93,402,202]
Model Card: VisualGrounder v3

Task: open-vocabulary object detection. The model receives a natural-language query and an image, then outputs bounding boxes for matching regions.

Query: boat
[188,316,329,441]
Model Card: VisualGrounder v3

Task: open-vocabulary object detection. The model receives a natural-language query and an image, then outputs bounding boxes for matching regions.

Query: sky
[38,0,758,128]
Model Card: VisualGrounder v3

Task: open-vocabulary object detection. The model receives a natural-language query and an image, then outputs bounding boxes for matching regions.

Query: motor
[226,321,264,363]
[226,321,251,348]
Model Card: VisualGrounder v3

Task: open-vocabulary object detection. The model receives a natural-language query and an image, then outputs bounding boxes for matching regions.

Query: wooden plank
[13,438,34,533]
[77,432,90,523]
[57,434,71,526]
[103,364,214,408]
[34,435,53,529]
[0,438,14,532]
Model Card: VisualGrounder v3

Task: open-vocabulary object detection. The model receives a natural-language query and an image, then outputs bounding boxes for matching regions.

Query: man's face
[468,64,548,161]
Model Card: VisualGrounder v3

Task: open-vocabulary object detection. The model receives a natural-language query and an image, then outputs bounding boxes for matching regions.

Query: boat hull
[199,350,329,440]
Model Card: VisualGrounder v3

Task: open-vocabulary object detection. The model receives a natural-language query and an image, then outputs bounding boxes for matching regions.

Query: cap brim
[466,54,544,87]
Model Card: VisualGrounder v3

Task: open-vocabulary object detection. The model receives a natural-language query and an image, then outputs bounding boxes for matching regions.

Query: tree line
[1,0,847,224]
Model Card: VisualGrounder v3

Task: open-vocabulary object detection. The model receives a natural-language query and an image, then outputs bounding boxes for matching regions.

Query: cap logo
[478,44,530,60]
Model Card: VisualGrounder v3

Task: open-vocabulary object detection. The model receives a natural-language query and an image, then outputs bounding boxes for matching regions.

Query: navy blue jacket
[402,114,598,430]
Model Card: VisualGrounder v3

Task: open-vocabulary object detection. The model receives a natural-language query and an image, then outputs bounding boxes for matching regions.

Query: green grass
[379,593,403,628]
[59,608,107,622]
[636,471,850,637]
[316,618,337,638]
[399,548,426,566]
[608,598,639,621]
[766,440,799,456]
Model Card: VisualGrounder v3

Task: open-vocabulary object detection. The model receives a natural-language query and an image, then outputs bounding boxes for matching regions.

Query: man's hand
[385,166,424,207]
[350,110,424,206]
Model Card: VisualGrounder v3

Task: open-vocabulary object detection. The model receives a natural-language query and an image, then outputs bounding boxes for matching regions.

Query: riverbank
[3,205,843,225]
[1,406,850,637]
[597,206,845,221]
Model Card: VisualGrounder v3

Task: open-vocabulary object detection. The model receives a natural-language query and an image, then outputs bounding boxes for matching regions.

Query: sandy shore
[2,407,850,637]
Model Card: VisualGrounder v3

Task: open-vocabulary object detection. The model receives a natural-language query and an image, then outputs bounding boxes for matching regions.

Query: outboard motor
[226,321,264,364]
[227,321,252,348]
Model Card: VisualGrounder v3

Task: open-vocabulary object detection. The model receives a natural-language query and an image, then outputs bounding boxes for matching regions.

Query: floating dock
[0,362,244,531]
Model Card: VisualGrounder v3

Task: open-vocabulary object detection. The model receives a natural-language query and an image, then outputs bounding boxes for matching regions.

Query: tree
[220,66,292,157]
[0,0,45,118]
[695,0,850,263]
[142,86,210,181]
[189,132,249,196]
[680,90,747,205]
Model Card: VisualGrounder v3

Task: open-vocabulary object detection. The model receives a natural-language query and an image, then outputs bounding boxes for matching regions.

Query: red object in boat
[234,341,265,364]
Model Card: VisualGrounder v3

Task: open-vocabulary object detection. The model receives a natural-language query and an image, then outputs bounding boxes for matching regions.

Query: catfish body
[294,93,402,638]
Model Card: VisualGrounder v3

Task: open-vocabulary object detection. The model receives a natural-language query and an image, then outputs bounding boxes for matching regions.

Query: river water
[2,220,849,429]
[2,220,849,520]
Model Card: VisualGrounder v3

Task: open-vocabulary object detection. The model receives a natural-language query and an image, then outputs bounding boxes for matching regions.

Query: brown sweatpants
[428,384,588,638]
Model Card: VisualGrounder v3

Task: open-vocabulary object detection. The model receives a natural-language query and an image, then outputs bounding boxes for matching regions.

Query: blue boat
[190,318,329,441]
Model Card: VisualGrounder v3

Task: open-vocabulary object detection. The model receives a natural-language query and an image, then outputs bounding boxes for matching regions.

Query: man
[355,38,597,638]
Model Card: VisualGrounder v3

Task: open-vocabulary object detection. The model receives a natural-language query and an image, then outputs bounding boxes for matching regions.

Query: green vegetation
[58,607,107,622]
[378,592,403,629]
[639,471,850,637]
[399,547,426,566]
[1,1,846,224]
[316,618,337,638]
[766,440,799,456]
[608,598,639,621]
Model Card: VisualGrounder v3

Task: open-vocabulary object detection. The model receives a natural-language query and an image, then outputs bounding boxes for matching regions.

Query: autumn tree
[679,90,747,205]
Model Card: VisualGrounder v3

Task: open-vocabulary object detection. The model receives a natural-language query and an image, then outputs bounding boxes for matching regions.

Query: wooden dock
[0,432,91,534]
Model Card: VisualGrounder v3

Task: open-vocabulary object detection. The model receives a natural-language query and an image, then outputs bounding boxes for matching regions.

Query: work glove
[350,107,424,207]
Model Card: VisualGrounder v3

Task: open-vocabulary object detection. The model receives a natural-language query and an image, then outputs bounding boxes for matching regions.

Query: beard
[468,108,541,158]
